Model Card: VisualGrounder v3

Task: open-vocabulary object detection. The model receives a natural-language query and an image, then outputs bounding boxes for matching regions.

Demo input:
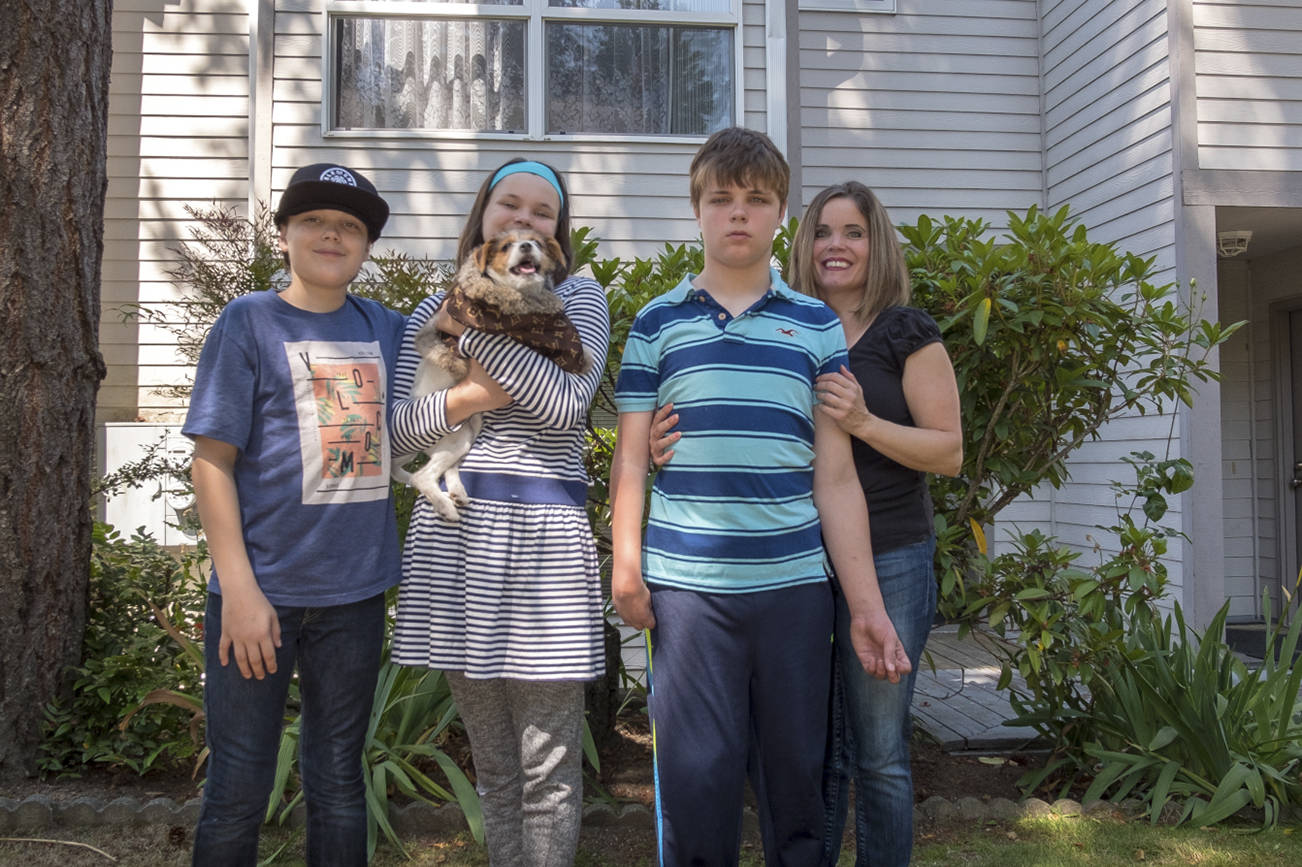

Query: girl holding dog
[390,159,610,867]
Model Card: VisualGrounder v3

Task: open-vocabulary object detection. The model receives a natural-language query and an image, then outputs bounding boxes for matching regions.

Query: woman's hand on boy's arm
[192,436,282,680]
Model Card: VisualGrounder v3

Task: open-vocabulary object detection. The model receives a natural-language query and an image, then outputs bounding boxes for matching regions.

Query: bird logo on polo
[776,327,798,337]
[284,340,391,505]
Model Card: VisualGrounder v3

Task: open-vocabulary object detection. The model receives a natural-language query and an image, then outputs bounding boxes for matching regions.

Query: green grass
[2,816,1300,865]
[914,815,1302,866]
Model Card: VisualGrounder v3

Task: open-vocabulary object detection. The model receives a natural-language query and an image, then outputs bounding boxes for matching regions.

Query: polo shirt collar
[667,268,798,305]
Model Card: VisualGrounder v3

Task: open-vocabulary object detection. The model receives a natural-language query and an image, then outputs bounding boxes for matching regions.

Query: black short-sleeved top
[846,305,944,554]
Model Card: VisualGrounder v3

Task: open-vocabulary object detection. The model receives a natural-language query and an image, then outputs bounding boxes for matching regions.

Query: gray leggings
[446,672,585,867]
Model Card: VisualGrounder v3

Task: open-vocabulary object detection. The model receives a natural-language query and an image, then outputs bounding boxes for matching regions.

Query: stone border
[0,794,1135,833]
[5,793,1295,834]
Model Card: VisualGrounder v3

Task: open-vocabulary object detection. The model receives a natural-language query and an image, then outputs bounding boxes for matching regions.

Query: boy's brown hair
[689,127,790,210]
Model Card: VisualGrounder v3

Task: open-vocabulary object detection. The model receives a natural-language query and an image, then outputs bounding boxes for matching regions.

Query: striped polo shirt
[614,269,849,593]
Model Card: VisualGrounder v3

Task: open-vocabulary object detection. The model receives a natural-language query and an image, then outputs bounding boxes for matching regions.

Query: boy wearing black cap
[184,163,404,865]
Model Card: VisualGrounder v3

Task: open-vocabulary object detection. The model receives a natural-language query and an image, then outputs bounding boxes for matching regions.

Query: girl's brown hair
[786,182,910,324]
[456,157,573,284]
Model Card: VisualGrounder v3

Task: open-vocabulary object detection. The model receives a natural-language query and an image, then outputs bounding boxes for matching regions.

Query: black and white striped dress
[389,276,610,680]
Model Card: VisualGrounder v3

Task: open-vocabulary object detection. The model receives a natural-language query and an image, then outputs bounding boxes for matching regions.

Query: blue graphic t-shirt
[183,290,405,606]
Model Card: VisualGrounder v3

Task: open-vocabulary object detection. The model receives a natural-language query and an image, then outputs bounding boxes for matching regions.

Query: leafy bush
[40,524,206,776]
[902,206,1240,608]
[971,452,1189,768]
[265,657,483,859]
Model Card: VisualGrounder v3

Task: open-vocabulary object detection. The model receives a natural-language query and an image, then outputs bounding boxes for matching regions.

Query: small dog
[394,229,592,521]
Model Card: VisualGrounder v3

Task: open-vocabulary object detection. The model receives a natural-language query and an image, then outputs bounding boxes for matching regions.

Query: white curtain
[335,18,526,132]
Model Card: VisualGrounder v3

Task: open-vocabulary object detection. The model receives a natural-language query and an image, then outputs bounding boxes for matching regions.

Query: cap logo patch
[319,166,358,186]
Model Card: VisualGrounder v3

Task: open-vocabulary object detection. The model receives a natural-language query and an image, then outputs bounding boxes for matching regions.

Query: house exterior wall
[268,1,766,263]
[1193,1,1302,173]
[795,0,1043,229]
[103,0,252,423]
[101,0,769,421]
[1003,0,1189,602]
[1192,0,1302,618]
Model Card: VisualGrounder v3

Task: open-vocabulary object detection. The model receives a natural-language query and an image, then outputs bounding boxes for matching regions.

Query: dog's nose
[519,241,535,253]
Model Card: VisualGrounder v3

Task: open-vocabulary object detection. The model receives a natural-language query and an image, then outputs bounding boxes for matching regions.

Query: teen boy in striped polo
[610,127,911,866]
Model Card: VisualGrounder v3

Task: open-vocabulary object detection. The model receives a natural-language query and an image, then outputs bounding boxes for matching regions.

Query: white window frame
[322,0,743,143]
[798,0,894,12]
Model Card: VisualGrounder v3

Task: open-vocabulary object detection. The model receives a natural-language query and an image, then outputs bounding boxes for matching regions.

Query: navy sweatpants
[647,582,834,867]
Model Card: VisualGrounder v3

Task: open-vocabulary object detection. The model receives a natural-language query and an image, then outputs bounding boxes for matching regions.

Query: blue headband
[490,161,564,206]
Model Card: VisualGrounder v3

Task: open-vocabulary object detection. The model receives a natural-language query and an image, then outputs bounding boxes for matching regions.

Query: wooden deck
[617,621,1043,754]
[911,625,1042,752]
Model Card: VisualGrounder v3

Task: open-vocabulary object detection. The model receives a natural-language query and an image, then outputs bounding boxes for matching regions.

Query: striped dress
[389,275,610,680]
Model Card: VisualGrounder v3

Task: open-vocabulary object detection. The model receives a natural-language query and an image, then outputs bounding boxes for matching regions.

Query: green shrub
[40,523,206,777]
[1079,598,1302,827]
[265,656,483,859]
[902,206,1240,609]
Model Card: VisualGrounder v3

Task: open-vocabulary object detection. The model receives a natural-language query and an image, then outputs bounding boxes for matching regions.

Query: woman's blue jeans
[193,591,385,866]
[822,537,936,867]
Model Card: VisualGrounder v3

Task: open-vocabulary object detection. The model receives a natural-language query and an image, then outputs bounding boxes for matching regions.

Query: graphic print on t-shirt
[285,340,391,505]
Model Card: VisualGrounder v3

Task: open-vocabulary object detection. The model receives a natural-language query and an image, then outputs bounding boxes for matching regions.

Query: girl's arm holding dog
[391,294,512,457]
[448,276,610,430]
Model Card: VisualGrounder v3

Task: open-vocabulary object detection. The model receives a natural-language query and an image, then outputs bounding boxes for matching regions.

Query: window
[327,1,737,138]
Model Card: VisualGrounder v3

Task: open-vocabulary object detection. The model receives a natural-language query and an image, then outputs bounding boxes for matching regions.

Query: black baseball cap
[274,163,389,241]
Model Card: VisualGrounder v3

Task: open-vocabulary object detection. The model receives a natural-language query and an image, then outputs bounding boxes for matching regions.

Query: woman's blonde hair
[787,182,910,324]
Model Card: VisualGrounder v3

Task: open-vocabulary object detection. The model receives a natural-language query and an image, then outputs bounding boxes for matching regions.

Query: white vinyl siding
[796,0,1043,229]
[1194,1,1302,172]
[1034,0,1185,601]
[103,1,252,423]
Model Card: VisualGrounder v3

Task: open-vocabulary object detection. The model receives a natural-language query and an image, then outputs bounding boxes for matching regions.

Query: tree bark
[0,0,111,780]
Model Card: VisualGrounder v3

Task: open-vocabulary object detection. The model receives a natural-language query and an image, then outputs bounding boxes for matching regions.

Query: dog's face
[473,229,564,291]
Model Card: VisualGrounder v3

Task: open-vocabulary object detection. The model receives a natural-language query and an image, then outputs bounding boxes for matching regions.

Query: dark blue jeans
[822,537,936,867]
[193,591,385,867]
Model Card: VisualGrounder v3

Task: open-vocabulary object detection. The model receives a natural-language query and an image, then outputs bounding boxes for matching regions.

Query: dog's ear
[542,234,565,270]
[473,239,492,274]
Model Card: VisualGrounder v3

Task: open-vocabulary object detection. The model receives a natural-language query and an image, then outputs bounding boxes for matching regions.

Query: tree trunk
[0,0,111,780]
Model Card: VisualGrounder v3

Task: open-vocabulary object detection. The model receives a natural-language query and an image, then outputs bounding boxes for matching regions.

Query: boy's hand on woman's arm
[192,436,283,680]
[648,403,679,467]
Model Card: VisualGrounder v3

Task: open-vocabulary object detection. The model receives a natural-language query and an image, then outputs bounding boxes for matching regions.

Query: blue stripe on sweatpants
[646,581,833,867]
